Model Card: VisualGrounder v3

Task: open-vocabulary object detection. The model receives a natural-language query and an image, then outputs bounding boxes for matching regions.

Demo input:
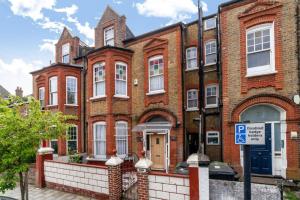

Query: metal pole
[243,145,251,200]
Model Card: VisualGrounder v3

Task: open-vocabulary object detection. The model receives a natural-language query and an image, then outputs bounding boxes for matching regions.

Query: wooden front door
[151,134,165,170]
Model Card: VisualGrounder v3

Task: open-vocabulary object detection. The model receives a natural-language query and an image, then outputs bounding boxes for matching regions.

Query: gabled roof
[0,85,10,98]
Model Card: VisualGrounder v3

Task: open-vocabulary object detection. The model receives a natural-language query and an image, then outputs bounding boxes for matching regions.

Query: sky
[0,0,228,96]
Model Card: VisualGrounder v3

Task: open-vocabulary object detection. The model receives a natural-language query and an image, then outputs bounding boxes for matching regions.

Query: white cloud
[8,0,56,21]
[0,58,43,95]
[39,39,57,57]
[136,0,208,24]
[113,0,123,4]
[38,17,67,33]
[54,4,78,17]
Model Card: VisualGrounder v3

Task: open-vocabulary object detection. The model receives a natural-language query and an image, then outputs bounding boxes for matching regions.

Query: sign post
[235,123,265,200]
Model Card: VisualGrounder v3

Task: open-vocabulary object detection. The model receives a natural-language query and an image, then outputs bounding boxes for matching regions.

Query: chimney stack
[15,87,23,98]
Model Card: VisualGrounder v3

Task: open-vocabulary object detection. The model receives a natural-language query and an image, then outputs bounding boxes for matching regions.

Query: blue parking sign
[235,124,246,144]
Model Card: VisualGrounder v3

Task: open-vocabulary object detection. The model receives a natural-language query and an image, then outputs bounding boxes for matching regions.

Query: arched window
[148,55,164,93]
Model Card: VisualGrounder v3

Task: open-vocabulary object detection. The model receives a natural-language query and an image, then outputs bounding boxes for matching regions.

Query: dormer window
[62,43,70,63]
[104,26,114,46]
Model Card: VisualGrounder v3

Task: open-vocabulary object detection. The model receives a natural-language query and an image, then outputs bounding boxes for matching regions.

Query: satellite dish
[293,95,300,105]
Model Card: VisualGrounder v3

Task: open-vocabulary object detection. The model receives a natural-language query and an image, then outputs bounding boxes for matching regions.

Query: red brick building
[31,1,300,180]
[220,0,300,180]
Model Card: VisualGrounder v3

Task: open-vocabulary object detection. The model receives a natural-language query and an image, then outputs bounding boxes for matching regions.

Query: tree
[0,96,74,200]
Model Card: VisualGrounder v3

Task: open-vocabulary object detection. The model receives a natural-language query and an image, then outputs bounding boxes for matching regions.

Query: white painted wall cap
[105,156,124,166]
[135,158,153,169]
[38,147,54,154]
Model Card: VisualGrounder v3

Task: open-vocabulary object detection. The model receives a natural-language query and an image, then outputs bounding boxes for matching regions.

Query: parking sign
[235,123,265,145]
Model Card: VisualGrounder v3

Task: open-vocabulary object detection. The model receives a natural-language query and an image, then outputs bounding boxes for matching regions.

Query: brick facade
[220,0,300,180]
[31,1,300,181]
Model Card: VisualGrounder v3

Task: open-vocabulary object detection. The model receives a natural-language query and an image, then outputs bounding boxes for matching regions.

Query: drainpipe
[217,6,224,161]
[82,56,88,153]
[180,23,187,159]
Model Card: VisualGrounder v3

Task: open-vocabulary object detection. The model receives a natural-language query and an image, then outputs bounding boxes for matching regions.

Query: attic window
[104,26,114,46]
[62,43,70,63]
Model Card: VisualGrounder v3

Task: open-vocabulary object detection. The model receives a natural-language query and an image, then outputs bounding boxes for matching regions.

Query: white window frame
[204,18,216,30]
[147,55,165,95]
[246,23,275,77]
[114,62,128,98]
[205,40,217,65]
[115,121,128,158]
[186,47,198,70]
[93,122,106,159]
[62,43,70,63]
[39,87,45,108]
[66,125,78,154]
[205,84,218,108]
[187,89,198,111]
[104,26,114,46]
[93,62,106,98]
[49,76,58,106]
[206,131,220,145]
[66,76,77,105]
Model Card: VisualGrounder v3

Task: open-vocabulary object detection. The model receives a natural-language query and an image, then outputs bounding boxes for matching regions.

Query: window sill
[246,70,277,78]
[64,104,78,107]
[205,105,218,109]
[204,63,217,67]
[207,143,220,146]
[186,108,199,112]
[90,96,106,101]
[86,156,107,161]
[204,27,216,31]
[46,105,58,108]
[185,68,198,72]
[113,95,130,99]
[146,90,166,96]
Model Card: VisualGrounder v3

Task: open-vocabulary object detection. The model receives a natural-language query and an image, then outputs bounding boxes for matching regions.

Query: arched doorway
[240,104,286,177]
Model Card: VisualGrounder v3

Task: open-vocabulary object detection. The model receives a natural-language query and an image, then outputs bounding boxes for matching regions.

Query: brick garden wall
[44,160,109,199]
[148,173,190,200]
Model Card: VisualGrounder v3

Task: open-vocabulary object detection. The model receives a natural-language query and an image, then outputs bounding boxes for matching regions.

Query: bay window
[62,43,70,63]
[67,125,77,154]
[186,47,197,70]
[206,85,218,108]
[49,76,58,105]
[115,62,127,97]
[104,26,114,46]
[66,76,77,105]
[93,62,105,97]
[115,121,128,158]
[205,40,217,65]
[149,55,164,93]
[246,23,274,76]
[187,89,198,110]
[39,87,45,108]
[93,122,106,159]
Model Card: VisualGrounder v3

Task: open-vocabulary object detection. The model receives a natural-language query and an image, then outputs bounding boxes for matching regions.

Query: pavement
[1,184,96,200]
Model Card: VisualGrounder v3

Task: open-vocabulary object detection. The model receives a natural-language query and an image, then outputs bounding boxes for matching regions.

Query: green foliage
[0,96,74,193]
[68,150,82,163]
[285,191,300,200]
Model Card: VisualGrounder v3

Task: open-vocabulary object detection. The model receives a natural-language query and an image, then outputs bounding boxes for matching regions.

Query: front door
[151,134,165,170]
[251,123,272,175]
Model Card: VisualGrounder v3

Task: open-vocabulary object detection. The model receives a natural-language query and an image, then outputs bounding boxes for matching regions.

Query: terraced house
[31,0,300,180]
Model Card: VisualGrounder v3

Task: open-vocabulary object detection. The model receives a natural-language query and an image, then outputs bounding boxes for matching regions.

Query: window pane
[206,53,217,64]
[207,137,219,145]
[94,124,106,156]
[248,50,271,68]
[116,122,128,156]
[207,96,216,105]
[274,123,281,152]
[150,75,163,91]
[205,18,216,29]
[68,141,77,153]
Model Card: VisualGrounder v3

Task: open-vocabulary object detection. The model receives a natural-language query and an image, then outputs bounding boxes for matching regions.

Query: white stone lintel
[38,147,54,155]
[105,156,124,166]
[135,158,153,170]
